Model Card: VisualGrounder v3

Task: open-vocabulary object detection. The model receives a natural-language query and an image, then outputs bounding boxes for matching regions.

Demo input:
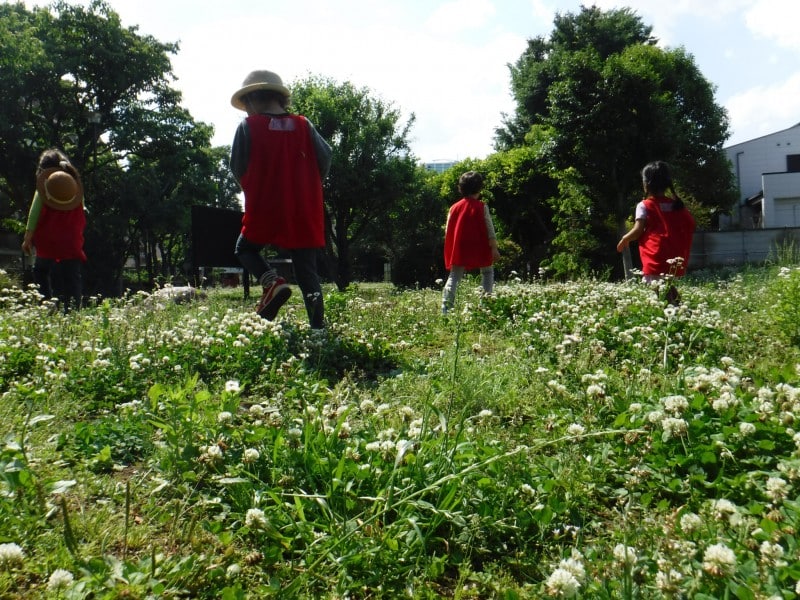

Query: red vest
[444,197,492,270]
[33,203,86,261]
[240,114,325,248]
[638,197,695,276]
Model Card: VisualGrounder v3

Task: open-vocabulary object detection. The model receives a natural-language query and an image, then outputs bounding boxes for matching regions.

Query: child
[229,69,332,328]
[21,148,86,312]
[441,171,501,314]
[617,161,696,298]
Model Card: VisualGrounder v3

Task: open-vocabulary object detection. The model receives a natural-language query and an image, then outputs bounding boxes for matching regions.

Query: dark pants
[33,257,82,313]
[234,234,325,329]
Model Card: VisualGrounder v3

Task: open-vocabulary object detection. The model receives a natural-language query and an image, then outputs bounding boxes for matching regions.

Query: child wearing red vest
[442,171,501,314]
[22,148,86,312]
[617,161,696,294]
[230,70,332,328]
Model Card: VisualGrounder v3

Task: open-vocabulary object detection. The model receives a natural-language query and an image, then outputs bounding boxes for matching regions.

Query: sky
[17,0,800,162]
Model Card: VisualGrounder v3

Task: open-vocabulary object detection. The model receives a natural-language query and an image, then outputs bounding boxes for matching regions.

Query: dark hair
[36,148,79,179]
[243,89,289,111]
[458,171,484,197]
[642,161,684,209]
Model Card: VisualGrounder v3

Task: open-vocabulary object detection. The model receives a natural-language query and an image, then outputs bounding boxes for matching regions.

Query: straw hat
[230,70,290,111]
[36,167,82,211]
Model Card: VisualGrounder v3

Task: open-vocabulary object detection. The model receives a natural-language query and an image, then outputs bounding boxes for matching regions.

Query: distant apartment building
[423,160,457,174]
[722,122,800,229]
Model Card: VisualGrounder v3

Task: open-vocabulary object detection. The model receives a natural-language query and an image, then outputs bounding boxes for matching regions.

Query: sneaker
[256,277,291,320]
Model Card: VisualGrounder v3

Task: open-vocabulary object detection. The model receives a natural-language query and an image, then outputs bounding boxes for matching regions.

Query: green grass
[2,269,800,598]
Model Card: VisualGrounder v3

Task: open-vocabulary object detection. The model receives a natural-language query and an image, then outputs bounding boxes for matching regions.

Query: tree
[0,1,239,293]
[497,6,736,278]
[290,77,418,289]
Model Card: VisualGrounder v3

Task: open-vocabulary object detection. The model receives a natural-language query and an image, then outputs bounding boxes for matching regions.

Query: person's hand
[21,239,32,256]
[492,247,501,262]
[616,238,628,253]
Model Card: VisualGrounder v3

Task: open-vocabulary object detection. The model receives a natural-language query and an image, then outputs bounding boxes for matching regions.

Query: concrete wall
[690,227,800,268]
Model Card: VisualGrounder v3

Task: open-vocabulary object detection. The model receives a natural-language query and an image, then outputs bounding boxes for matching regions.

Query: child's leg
[480,266,494,294]
[289,248,325,329]
[234,234,276,285]
[33,257,55,301]
[442,266,465,313]
[58,259,82,312]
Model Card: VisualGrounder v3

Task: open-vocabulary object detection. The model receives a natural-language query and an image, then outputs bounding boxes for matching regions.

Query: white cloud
[725,71,800,144]
[744,0,800,52]
[424,0,496,35]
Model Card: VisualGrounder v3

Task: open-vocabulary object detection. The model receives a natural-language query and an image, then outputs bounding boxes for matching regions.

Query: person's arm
[306,119,332,179]
[21,192,43,255]
[229,120,250,182]
[617,219,645,252]
[484,204,501,261]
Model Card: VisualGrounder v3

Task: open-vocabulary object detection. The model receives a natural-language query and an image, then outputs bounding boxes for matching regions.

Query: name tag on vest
[269,118,296,131]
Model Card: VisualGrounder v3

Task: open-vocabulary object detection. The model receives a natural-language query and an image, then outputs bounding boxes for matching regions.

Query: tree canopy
[0,0,239,293]
[290,77,420,289]
[496,5,737,277]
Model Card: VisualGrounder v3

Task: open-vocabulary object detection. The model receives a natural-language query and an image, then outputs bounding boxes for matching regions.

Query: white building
[723,122,800,229]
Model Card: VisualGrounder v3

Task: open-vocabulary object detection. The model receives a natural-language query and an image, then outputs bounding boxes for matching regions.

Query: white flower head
[545,567,580,598]
[680,512,703,533]
[242,448,260,463]
[702,543,736,577]
[613,544,637,566]
[0,543,24,566]
[225,380,241,394]
[245,507,268,529]
[567,423,585,436]
[47,568,74,591]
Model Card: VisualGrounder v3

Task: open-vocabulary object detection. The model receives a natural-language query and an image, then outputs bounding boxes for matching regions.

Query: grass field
[2,266,800,599]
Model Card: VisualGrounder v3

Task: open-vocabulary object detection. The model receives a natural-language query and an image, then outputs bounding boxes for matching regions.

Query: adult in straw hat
[229,69,332,328]
[22,148,87,312]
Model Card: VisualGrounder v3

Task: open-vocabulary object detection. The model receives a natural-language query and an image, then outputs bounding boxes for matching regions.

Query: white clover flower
[739,422,756,436]
[558,556,585,582]
[249,404,266,417]
[710,498,738,521]
[225,380,241,393]
[245,508,268,529]
[628,403,642,413]
[613,544,637,566]
[566,423,585,436]
[242,448,260,463]
[201,444,223,462]
[680,512,703,533]
[661,395,689,414]
[647,410,665,424]
[655,569,683,592]
[0,543,24,566]
[226,563,242,578]
[759,541,786,566]
[359,399,376,413]
[766,476,789,502]
[217,411,233,424]
[545,567,580,598]
[586,384,604,397]
[702,543,736,577]
[661,417,688,440]
[520,483,536,497]
[478,409,493,420]
[47,568,74,591]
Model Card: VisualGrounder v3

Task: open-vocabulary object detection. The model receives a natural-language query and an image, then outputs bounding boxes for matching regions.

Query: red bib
[240,114,325,248]
[638,197,695,276]
[444,197,492,270]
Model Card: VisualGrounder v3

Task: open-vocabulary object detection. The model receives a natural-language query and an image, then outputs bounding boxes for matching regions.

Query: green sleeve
[25,192,43,232]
